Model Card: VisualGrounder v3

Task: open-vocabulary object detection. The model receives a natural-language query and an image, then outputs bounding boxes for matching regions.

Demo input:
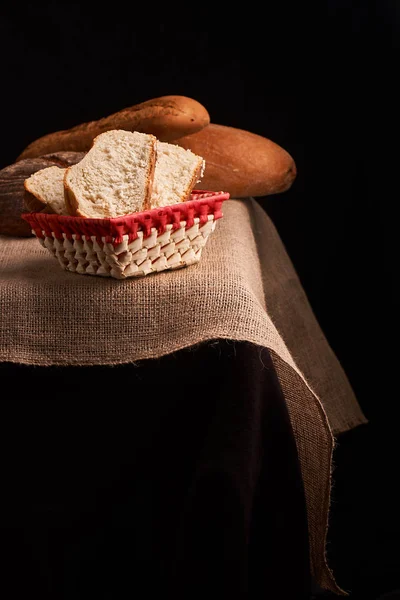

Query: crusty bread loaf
[17,96,210,161]
[0,151,84,237]
[151,141,204,208]
[24,166,68,215]
[174,123,297,197]
[64,130,157,218]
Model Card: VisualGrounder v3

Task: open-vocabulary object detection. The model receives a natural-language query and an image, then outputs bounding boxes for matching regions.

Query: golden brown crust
[142,137,157,211]
[173,124,297,197]
[63,171,80,216]
[180,158,204,202]
[16,96,210,161]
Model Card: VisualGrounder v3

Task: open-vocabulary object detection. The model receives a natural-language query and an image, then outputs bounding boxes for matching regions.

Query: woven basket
[22,191,230,279]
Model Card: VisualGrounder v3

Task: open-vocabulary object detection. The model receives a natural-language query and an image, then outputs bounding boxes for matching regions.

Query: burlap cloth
[0,198,366,594]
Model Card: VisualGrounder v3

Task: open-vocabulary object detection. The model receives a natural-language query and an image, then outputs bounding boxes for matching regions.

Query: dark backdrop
[1,4,390,421]
[0,4,396,598]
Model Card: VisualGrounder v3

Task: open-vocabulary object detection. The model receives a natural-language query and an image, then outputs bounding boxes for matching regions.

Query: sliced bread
[24,166,68,215]
[151,141,205,208]
[64,130,157,218]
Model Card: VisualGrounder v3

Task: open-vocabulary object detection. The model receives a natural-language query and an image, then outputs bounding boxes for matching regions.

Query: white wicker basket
[22,191,230,280]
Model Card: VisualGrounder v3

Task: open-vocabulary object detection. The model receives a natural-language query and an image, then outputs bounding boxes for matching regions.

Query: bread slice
[64,130,157,218]
[24,166,68,214]
[151,141,205,208]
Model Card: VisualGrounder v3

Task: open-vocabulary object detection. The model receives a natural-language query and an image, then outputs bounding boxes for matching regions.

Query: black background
[0,3,396,598]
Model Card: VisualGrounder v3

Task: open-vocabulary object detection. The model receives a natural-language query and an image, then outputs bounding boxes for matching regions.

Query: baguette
[173,123,297,197]
[17,95,210,161]
[0,151,84,237]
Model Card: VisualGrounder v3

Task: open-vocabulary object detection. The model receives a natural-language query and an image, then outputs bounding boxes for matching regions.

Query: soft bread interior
[64,130,157,218]
[151,141,205,208]
[24,166,68,215]
[25,132,205,219]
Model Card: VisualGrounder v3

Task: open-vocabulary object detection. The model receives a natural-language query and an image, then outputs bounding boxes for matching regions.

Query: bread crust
[17,96,210,161]
[63,175,80,216]
[143,138,157,211]
[174,124,297,197]
[180,158,204,203]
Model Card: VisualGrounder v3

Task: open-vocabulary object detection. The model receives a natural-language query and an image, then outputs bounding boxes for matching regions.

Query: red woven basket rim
[22,190,230,244]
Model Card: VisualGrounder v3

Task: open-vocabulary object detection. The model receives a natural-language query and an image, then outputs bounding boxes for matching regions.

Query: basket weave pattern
[38,215,217,279]
[22,191,229,279]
